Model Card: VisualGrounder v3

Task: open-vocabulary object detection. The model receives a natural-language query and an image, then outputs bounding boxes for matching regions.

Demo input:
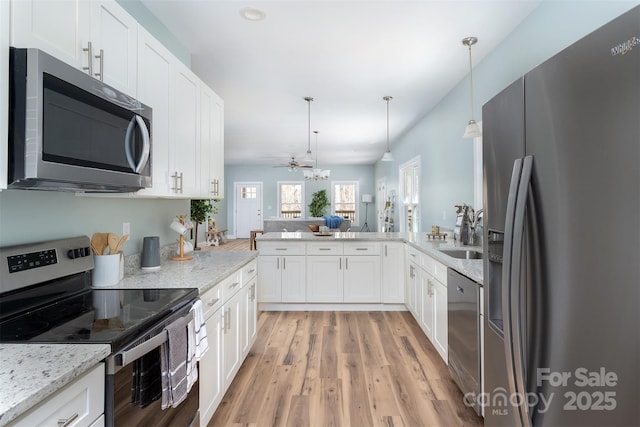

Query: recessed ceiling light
[240,7,266,21]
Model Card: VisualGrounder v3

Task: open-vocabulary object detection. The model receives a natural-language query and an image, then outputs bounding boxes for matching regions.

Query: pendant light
[304,131,330,180]
[462,37,481,139]
[381,96,394,162]
[301,97,314,163]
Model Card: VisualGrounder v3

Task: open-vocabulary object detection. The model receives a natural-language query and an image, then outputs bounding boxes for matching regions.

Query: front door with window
[234,182,263,238]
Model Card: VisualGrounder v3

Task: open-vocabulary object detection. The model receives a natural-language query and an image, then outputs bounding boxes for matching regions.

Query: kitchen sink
[439,249,483,260]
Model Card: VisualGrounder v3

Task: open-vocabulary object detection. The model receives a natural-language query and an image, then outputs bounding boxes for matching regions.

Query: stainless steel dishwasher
[447,268,481,415]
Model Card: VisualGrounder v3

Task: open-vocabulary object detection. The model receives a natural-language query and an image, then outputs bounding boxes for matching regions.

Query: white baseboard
[258,303,407,311]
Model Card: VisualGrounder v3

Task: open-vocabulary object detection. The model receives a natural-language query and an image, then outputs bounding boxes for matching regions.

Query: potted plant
[190,199,219,249]
[308,189,330,217]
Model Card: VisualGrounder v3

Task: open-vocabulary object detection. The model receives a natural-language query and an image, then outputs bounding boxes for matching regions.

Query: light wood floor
[207,311,483,427]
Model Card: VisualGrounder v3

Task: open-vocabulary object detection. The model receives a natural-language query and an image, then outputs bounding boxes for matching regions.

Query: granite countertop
[114,249,258,294]
[0,249,258,426]
[0,344,110,427]
[257,231,483,284]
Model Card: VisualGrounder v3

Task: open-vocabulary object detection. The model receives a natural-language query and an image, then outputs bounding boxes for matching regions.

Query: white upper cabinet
[89,0,138,95]
[171,64,200,197]
[200,84,225,198]
[11,0,137,96]
[11,0,91,70]
[135,27,173,197]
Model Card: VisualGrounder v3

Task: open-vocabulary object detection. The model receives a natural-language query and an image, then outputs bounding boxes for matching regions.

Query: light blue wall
[220,165,376,234]
[0,191,189,255]
[116,0,191,67]
[375,0,639,232]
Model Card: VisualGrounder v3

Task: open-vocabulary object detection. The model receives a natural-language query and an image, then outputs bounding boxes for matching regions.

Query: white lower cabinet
[343,255,381,302]
[11,363,105,427]
[306,255,344,302]
[405,245,448,363]
[382,242,405,303]
[200,260,258,426]
[257,256,305,302]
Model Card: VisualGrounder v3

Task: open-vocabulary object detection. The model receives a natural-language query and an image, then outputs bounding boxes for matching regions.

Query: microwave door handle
[124,116,137,171]
[134,115,150,173]
[124,115,151,173]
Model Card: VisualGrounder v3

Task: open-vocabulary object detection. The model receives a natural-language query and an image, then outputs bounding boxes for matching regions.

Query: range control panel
[1,236,94,295]
[7,249,58,274]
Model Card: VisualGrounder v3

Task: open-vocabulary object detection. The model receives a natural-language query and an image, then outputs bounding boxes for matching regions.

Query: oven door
[105,305,199,427]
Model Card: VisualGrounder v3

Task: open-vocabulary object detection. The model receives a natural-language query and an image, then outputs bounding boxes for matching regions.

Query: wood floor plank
[208,311,483,427]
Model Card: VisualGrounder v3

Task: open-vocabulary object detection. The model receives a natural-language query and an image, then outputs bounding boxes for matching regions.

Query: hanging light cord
[384,96,392,152]
[467,44,475,121]
[305,97,313,155]
[314,131,319,169]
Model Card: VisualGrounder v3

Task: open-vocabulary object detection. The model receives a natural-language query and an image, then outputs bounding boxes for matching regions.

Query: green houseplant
[308,189,330,217]
[190,199,219,250]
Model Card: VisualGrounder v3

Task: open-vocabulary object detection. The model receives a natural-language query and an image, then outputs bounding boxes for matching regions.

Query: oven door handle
[115,311,193,369]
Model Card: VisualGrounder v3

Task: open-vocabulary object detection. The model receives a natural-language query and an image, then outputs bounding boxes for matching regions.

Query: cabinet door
[135,27,173,196]
[223,290,242,386]
[382,242,404,303]
[420,274,434,341]
[246,280,258,352]
[281,256,306,302]
[406,261,418,317]
[433,279,448,362]
[343,256,381,302]
[90,0,137,95]
[200,308,224,426]
[171,64,200,196]
[11,0,90,70]
[1,0,9,190]
[257,256,281,302]
[200,86,225,198]
[306,256,343,302]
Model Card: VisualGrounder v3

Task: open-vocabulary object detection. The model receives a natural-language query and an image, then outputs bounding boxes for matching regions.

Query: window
[399,156,421,232]
[241,185,257,199]
[277,181,304,218]
[332,181,359,224]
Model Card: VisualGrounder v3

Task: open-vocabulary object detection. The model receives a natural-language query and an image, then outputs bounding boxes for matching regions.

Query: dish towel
[160,316,190,409]
[131,346,162,408]
[190,299,209,360]
[323,215,344,229]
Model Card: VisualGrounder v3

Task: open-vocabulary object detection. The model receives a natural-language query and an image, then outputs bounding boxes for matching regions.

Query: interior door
[234,182,262,238]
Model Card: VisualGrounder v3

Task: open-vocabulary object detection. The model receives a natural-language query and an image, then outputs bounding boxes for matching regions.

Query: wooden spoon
[114,234,129,253]
[107,233,119,255]
[91,233,109,255]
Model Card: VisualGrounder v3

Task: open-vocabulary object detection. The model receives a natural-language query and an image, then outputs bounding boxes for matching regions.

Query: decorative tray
[313,232,333,236]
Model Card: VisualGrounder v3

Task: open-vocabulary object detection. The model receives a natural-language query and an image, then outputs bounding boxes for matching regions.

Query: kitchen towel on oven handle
[187,299,208,389]
[160,315,190,409]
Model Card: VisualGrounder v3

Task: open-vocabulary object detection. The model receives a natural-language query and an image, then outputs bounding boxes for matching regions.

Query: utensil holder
[93,253,122,287]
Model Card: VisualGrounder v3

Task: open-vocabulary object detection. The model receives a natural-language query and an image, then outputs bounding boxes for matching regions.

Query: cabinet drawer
[406,246,423,267]
[306,242,343,255]
[220,270,242,300]
[241,259,258,285]
[257,241,306,255]
[11,363,105,427]
[344,242,380,255]
[201,283,223,319]
[433,260,447,286]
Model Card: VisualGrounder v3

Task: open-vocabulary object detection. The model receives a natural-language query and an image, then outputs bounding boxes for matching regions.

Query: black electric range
[0,236,198,353]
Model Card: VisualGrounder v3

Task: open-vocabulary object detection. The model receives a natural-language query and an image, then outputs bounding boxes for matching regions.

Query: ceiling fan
[273,156,313,171]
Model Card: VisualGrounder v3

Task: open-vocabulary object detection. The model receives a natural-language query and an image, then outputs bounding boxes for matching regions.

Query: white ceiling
[141,0,540,166]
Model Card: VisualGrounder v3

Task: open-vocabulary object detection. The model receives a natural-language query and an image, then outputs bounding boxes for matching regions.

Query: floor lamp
[360,194,373,232]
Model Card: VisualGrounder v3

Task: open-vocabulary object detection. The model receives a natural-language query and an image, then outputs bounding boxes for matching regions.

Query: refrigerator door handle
[510,155,534,427]
[502,158,523,425]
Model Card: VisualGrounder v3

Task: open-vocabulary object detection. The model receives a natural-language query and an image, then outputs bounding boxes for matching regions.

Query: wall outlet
[443,210,447,221]
[123,222,130,237]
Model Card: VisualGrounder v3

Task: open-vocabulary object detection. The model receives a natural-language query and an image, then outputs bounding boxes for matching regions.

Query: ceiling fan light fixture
[381,96,394,162]
[462,36,482,139]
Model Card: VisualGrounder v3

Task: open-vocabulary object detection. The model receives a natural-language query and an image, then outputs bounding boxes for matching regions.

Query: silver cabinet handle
[221,310,225,331]
[339,258,342,269]
[277,258,280,269]
[58,413,79,427]
[82,42,93,75]
[275,248,287,251]
[171,172,183,193]
[225,307,231,331]
[250,283,256,301]
[319,248,331,251]
[346,257,349,269]
[210,179,219,196]
[94,48,104,81]
[409,265,414,279]
[230,281,240,289]
[385,245,388,257]
[283,257,286,269]
[410,253,417,258]
[207,298,218,307]
[248,269,256,274]
[355,248,368,251]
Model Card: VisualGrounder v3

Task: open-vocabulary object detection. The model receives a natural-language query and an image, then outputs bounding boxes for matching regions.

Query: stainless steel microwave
[8,48,152,192]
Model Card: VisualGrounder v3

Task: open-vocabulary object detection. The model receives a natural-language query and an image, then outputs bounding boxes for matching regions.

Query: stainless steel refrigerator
[482,6,639,427]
